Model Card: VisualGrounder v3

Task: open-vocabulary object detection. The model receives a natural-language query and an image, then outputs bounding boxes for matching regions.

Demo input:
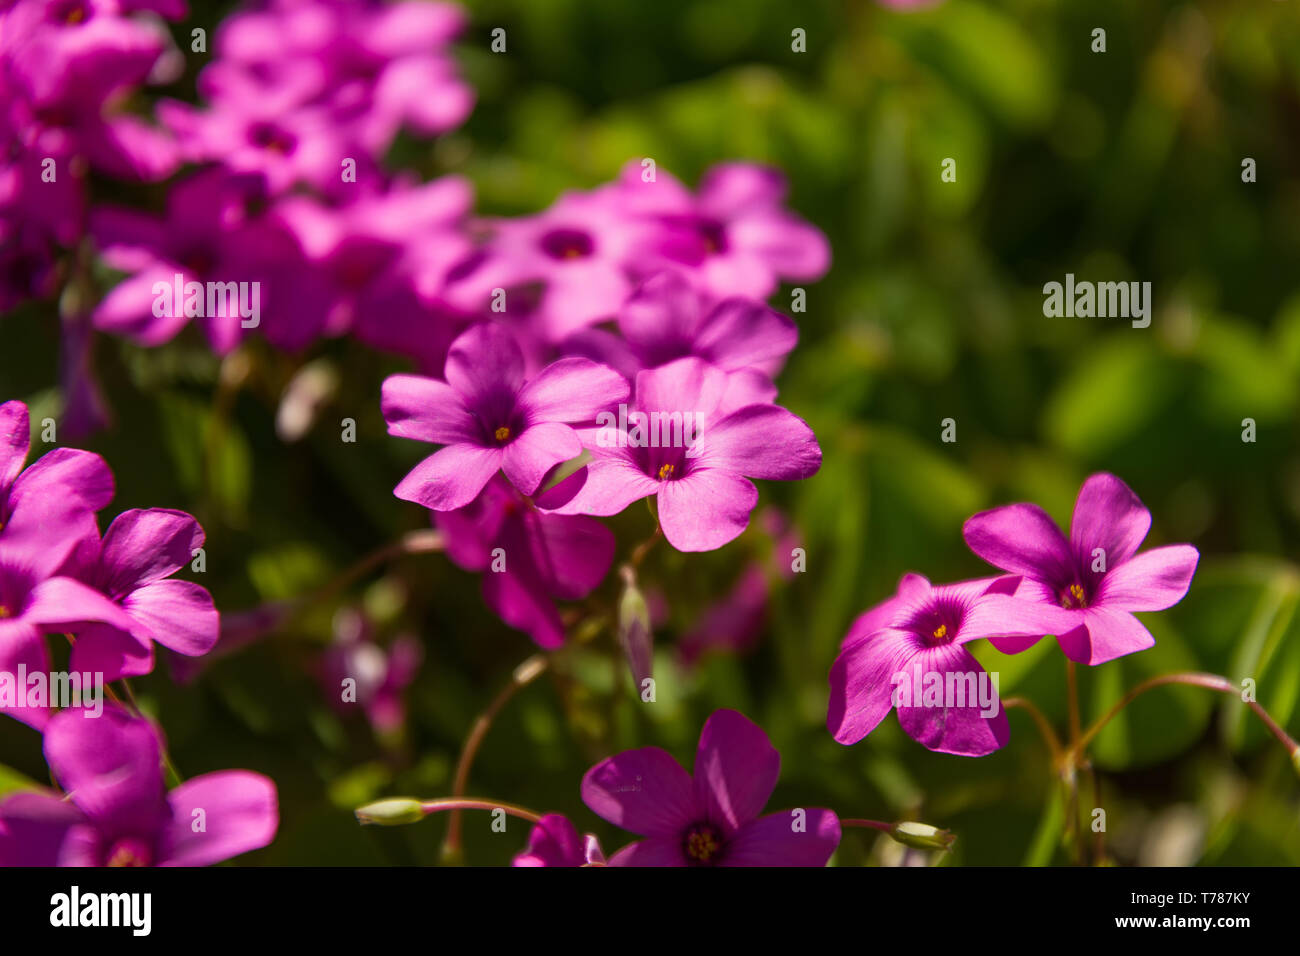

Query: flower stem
[443,653,550,861]
[1072,672,1300,761]
[1064,659,1084,864]
[840,818,892,832]
[1002,697,1064,765]
[287,529,445,623]
[421,798,543,824]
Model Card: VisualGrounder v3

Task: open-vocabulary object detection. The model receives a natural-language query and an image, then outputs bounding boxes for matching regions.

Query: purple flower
[91,169,327,353]
[512,814,605,867]
[962,473,1201,665]
[0,705,277,866]
[57,508,219,681]
[582,708,841,866]
[0,0,182,181]
[0,399,113,576]
[0,560,137,728]
[619,160,830,300]
[381,323,629,510]
[319,607,422,735]
[444,184,657,342]
[827,574,1048,756]
[434,476,615,649]
[548,357,820,552]
[562,269,798,381]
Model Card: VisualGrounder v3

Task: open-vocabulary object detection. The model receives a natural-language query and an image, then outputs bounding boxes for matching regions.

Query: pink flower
[827,574,1046,756]
[0,705,277,866]
[435,476,615,649]
[548,357,820,552]
[962,473,1200,665]
[512,814,605,867]
[319,607,422,735]
[56,508,219,681]
[444,184,657,342]
[562,269,798,381]
[0,399,112,576]
[381,323,628,510]
[582,708,840,866]
[619,160,830,299]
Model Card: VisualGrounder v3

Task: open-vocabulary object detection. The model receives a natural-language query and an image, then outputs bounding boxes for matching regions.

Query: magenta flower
[563,269,798,381]
[512,814,606,867]
[0,560,137,728]
[58,508,219,681]
[0,399,113,576]
[444,184,656,342]
[619,160,830,300]
[381,323,628,511]
[319,607,422,735]
[827,574,1051,756]
[582,708,840,866]
[548,357,820,552]
[435,476,615,649]
[0,705,277,866]
[962,473,1200,665]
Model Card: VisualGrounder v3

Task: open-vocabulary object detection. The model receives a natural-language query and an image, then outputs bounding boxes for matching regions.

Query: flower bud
[618,566,653,689]
[889,821,955,852]
[355,798,428,826]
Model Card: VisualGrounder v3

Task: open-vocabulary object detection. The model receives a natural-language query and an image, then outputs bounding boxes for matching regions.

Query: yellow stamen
[686,828,720,862]
[0,605,10,619]
[66,6,86,23]
[106,846,146,867]
[932,624,947,641]
[1069,584,1084,601]
[494,426,511,442]
[657,463,674,480]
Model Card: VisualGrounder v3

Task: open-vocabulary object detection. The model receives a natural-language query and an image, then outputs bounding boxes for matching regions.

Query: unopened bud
[355,798,427,826]
[618,566,653,689]
[889,821,955,852]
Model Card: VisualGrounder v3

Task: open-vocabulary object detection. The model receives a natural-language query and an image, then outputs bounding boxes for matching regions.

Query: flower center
[539,228,594,261]
[248,121,296,155]
[105,837,152,868]
[494,425,511,443]
[932,624,947,641]
[1060,583,1087,609]
[0,604,10,618]
[657,463,674,480]
[684,824,721,864]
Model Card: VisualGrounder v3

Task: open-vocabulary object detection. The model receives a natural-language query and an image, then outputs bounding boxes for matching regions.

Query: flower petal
[656,469,758,552]
[690,404,821,480]
[719,808,840,866]
[0,623,52,730]
[381,373,478,445]
[99,508,204,594]
[0,400,29,490]
[512,813,584,867]
[43,706,166,835]
[394,443,503,512]
[160,770,278,866]
[1100,545,1199,612]
[516,357,629,424]
[693,709,779,834]
[607,836,689,867]
[894,645,1009,756]
[581,747,698,838]
[122,580,219,657]
[0,792,87,866]
[24,577,137,634]
[827,627,916,744]
[963,502,1073,584]
[1058,606,1155,665]
[544,452,658,518]
[1070,473,1152,569]
[442,323,525,407]
[501,422,582,496]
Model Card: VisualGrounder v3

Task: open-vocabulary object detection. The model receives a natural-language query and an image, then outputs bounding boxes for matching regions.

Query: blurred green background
[3,0,1300,865]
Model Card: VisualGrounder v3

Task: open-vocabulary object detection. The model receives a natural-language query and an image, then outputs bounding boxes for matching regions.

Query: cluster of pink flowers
[828,473,1200,756]
[0,399,277,865]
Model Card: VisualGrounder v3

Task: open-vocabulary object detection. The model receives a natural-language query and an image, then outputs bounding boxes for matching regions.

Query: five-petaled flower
[962,473,1200,665]
[382,323,628,511]
[581,708,841,866]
